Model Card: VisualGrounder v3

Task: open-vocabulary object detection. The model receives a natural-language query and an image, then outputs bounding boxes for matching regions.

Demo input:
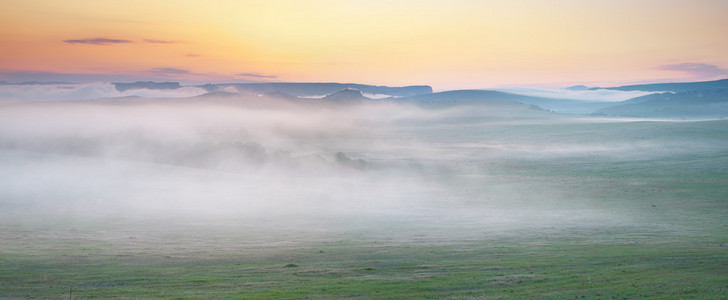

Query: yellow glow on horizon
[1,0,727,89]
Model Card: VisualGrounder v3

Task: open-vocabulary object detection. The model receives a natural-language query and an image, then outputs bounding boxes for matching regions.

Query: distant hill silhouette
[31,79,728,119]
[322,89,368,102]
[565,85,589,91]
[594,88,728,119]
[592,78,728,93]
[399,90,614,114]
[197,82,432,98]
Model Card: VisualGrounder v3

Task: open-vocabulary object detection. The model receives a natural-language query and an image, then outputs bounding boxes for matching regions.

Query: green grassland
[1,117,728,299]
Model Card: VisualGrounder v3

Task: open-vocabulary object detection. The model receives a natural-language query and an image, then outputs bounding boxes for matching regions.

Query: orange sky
[1,0,727,90]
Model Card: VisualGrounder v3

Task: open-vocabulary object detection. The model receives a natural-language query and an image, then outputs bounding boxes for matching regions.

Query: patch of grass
[1,232,727,299]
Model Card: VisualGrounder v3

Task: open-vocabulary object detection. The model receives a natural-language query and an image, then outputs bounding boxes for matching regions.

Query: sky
[1,0,728,90]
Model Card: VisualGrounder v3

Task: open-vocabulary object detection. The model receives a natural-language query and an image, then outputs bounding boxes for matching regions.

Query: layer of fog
[2,94,722,239]
[495,87,656,102]
[0,82,207,102]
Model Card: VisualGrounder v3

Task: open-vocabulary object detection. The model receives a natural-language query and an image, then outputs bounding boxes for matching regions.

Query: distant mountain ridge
[322,88,369,102]
[15,78,728,119]
[198,82,432,98]
[108,81,432,98]
[593,88,728,119]
[398,90,614,114]
[592,78,728,93]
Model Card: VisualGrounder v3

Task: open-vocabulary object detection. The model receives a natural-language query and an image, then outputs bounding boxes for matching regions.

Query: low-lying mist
[2,94,725,240]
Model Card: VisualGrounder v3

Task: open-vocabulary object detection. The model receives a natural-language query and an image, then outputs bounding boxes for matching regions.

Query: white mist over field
[494,87,656,102]
[1,93,725,240]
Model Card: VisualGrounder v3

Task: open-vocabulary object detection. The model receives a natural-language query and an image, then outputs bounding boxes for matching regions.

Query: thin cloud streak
[659,63,728,79]
[144,39,183,44]
[63,37,133,45]
[237,73,277,79]
[150,68,191,75]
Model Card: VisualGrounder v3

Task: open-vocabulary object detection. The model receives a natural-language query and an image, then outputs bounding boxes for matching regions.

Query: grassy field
[1,111,727,299]
[2,229,726,299]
